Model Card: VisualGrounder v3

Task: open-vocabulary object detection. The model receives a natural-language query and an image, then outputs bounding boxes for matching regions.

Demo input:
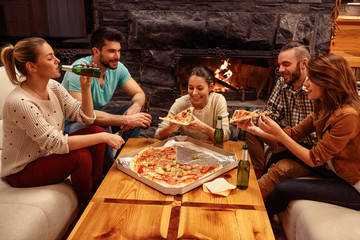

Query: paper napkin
[203,178,236,197]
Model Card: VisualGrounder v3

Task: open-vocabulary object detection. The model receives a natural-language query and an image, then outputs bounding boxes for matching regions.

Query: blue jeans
[64,105,141,174]
[266,173,360,216]
[108,105,141,157]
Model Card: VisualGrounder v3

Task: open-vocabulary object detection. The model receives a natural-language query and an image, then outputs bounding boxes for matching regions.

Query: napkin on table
[203,178,236,196]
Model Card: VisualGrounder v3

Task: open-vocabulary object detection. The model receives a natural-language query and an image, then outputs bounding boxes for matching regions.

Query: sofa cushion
[280,200,360,240]
[0,204,55,240]
[0,176,79,240]
[0,66,16,120]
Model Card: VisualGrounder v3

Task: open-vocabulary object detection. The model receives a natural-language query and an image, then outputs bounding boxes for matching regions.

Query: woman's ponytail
[1,45,20,85]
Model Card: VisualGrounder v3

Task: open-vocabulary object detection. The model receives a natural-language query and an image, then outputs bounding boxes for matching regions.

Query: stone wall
[66,0,335,139]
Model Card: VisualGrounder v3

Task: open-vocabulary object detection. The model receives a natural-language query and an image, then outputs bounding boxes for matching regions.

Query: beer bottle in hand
[214,116,224,148]
[59,64,101,78]
[237,144,250,190]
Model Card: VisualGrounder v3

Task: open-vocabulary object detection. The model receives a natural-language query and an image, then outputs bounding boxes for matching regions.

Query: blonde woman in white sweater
[155,66,230,141]
[1,37,124,205]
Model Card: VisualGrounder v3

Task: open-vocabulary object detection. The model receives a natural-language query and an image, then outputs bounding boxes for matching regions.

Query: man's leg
[64,121,87,135]
[109,105,141,138]
[264,142,313,171]
[109,105,141,157]
[258,158,312,200]
[246,133,276,177]
[102,126,116,175]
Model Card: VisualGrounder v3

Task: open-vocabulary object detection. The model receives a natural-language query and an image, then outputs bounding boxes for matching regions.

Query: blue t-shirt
[61,55,131,110]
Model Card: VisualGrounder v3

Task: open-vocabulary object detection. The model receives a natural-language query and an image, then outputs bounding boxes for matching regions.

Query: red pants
[6,126,106,205]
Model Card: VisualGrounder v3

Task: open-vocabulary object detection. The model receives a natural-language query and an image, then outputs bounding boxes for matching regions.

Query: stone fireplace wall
[63,0,335,139]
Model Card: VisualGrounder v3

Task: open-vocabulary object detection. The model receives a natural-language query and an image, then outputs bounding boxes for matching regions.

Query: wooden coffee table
[67,138,274,240]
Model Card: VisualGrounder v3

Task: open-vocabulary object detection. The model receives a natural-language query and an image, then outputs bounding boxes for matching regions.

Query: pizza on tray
[230,109,270,123]
[130,146,222,188]
[159,107,194,126]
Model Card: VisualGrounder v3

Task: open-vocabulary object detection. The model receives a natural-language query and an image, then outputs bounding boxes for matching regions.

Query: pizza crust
[159,117,191,125]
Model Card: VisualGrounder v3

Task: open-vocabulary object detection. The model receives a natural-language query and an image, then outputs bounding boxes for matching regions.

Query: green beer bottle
[237,144,250,190]
[59,64,101,78]
[214,116,224,148]
[238,106,249,141]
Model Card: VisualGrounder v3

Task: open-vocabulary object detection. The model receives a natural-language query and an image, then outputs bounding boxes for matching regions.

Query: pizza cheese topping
[159,107,194,125]
[230,109,270,123]
[130,146,222,188]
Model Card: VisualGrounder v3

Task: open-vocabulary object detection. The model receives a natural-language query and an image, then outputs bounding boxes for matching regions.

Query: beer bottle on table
[214,116,224,148]
[238,106,249,141]
[59,64,101,78]
[237,144,250,190]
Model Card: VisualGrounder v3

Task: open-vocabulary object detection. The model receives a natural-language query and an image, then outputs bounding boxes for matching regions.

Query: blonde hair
[1,37,47,85]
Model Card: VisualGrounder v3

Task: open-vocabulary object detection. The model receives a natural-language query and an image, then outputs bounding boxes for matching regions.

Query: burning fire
[214,59,233,92]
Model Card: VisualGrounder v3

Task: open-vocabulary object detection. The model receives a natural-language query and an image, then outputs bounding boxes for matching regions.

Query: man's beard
[99,55,118,69]
[283,62,301,86]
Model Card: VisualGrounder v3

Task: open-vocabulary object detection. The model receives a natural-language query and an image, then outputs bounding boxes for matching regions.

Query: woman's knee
[69,149,92,167]
[86,125,105,134]
[71,125,105,136]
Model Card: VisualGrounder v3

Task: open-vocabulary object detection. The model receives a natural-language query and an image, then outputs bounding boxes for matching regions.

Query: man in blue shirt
[62,27,152,173]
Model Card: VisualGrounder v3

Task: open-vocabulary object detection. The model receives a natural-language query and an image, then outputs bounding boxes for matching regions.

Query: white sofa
[280,198,360,240]
[0,66,79,240]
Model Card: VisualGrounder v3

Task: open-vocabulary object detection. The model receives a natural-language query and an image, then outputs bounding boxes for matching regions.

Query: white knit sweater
[1,80,95,177]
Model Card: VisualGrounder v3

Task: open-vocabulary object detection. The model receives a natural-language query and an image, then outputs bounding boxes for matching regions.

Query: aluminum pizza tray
[116,136,238,195]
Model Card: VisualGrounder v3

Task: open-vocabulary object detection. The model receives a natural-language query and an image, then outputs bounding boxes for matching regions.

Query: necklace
[26,82,48,100]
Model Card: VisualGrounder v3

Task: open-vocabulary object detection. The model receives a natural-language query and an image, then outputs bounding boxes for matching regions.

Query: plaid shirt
[265,77,318,146]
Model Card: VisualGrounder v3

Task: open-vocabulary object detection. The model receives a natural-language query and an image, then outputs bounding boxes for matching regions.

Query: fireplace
[174,48,278,102]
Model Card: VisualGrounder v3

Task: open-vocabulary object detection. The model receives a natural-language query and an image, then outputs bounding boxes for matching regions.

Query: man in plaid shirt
[246,41,318,178]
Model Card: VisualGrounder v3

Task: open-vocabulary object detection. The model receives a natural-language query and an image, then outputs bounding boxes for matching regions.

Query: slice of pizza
[230,109,253,123]
[230,109,270,123]
[159,107,194,125]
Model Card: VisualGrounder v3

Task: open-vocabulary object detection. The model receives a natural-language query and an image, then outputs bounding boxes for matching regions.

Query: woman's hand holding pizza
[235,118,256,133]
[168,121,181,131]
[186,115,205,131]
[258,115,283,138]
